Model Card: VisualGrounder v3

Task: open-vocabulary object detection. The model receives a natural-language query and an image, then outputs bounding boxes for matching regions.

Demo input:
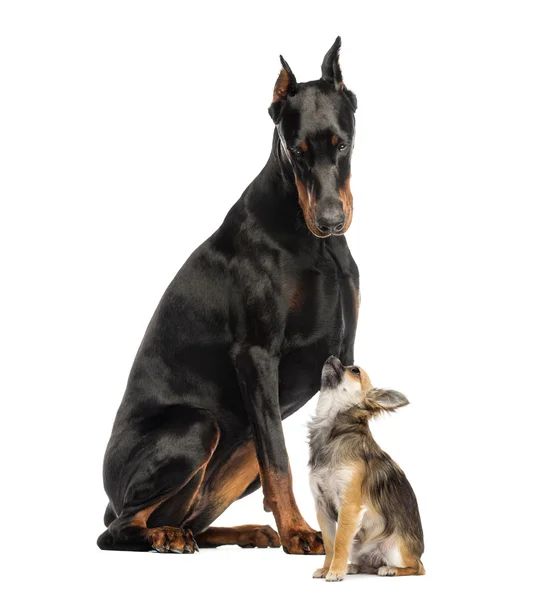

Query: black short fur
[98,37,360,553]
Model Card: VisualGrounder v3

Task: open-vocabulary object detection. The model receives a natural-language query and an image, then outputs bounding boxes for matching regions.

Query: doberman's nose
[315,206,345,235]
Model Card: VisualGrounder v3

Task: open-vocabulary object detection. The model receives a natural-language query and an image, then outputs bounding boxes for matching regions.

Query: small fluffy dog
[308,356,424,581]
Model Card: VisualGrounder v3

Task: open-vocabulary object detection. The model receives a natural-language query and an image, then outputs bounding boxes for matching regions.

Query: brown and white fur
[308,356,425,582]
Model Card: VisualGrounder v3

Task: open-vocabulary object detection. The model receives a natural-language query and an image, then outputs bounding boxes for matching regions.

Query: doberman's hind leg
[186,440,281,549]
[195,525,280,549]
[99,503,199,554]
[103,503,116,527]
[97,407,220,552]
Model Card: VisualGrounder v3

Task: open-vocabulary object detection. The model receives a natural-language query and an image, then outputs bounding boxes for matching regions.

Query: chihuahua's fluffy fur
[308,356,424,582]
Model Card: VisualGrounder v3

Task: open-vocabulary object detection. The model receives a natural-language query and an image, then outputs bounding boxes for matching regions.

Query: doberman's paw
[148,527,198,554]
[236,525,281,548]
[281,527,324,555]
[313,567,329,578]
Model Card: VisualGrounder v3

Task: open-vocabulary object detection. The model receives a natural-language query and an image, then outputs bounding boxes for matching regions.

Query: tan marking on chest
[285,278,304,312]
[289,287,302,310]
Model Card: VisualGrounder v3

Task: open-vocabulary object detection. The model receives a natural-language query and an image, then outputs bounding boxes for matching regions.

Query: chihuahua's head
[317,356,409,420]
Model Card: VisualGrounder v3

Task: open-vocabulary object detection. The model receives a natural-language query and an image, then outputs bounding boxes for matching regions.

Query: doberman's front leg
[340,276,359,366]
[231,344,324,555]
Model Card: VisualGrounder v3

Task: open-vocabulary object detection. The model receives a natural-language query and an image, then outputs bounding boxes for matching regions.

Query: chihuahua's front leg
[326,471,364,582]
[313,506,336,578]
[231,344,324,555]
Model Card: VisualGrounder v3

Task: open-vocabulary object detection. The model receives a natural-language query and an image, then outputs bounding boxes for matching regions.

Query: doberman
[98,37,359,555]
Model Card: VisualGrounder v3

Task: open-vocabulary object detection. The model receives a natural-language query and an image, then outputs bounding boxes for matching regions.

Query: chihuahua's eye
[349,366,360,375]
[338,142,348,152]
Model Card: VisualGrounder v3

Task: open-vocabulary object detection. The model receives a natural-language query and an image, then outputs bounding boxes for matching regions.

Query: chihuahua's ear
[268,55,297,124]
[321,36,357,111]
[366,389,409,412]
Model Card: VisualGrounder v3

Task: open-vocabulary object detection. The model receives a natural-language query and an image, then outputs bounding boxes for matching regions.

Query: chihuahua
[308,356,424,581]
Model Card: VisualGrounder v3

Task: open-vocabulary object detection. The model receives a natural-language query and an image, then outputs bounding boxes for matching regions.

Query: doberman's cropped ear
[268,55,297,124]
[321,36,343,88]
[365,388,410,413]
[321,36,358,111]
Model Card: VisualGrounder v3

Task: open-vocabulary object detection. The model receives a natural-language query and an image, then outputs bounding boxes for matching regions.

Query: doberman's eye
[289,146,303,157]
[349,366,360,375]
[338,142,348,151]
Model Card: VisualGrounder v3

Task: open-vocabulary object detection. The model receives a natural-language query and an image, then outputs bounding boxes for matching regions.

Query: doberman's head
[269,37,357,238]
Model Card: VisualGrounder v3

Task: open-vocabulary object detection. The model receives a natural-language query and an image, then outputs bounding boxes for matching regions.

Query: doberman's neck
[245,129,313,245]
[258,129,297,193]
[269,127,296,188]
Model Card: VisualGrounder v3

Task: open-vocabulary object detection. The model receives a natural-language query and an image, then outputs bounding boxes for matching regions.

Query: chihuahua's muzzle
[321,355,344,389]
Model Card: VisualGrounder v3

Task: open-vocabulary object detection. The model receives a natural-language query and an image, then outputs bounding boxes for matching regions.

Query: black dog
[98,37,359,555]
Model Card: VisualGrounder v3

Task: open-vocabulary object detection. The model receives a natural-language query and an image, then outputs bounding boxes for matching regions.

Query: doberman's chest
[283,266,348,350]
[278,257,357,417]
[282,242,355,344]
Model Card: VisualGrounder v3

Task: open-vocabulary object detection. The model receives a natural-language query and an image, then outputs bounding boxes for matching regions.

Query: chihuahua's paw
[325,569,345,582]
[378,565,397,577]
[312,567,329,578]
[347,563,361,574]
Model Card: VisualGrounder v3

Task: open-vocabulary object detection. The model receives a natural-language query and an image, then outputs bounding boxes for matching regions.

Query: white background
[1,1,550,598]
